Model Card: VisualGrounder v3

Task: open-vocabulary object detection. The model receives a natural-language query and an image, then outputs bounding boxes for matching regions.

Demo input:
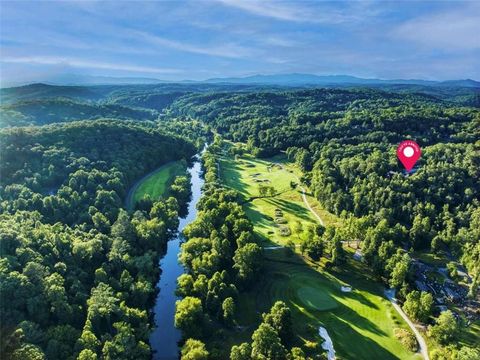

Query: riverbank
[149,157,205,359]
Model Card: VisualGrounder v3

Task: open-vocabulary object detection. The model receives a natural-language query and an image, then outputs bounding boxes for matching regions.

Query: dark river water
[149,157,204,360]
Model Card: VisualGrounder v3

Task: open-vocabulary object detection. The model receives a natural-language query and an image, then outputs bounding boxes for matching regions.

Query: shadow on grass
[325,315,401,360]
[342,290,380,310]
[219,157,251,199]
[267,197,313,222]
[235,249,405,360]
[265,252,385,334]
[243,202,279,247]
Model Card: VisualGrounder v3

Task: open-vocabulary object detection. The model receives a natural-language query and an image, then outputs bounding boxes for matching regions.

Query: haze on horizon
[1,0,479,86]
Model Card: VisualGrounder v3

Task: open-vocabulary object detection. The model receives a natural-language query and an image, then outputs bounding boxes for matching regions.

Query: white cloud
[393,5,480,50]
[0,56,182,74]
[131,30,255,59]
[216,0,355,23]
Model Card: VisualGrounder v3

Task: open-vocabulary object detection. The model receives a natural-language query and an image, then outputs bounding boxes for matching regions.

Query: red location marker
[397,140,421,172]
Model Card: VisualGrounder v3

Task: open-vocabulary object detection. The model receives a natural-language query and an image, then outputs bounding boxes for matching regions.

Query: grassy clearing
[219,152,341,246]
[217,148,420,359]
[126,161,186,211]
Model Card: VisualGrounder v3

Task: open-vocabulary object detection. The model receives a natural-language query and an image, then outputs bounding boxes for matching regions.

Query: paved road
[385,289,429,360]
[125,163,172,211]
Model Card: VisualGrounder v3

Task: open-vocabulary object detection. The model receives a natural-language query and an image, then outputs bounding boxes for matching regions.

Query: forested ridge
[167,88,479,358]
[0,120,197,359]
[167,89,480,295]
[0,99,159,127]
[0,83,479,360]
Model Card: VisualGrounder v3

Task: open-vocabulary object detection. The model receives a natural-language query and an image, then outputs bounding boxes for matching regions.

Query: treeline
[0,82,264,128]
[168,89,477,155]
[306,141,479,297]
[0,120,196,224]
[0,120,197,359]
[175,145,264,359]
[167,89,480,298]
[106,90,190,112]
[0,98,159,127]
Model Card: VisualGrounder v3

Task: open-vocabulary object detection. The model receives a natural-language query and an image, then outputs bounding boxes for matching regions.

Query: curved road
[125,161,174,211]
[385,289,429,360]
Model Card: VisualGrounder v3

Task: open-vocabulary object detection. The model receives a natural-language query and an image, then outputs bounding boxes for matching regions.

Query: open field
[126,161,186,211]
[219,151,341,246]
[217,147,421,359]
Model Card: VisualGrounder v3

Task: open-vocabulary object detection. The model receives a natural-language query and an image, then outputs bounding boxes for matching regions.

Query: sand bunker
[319,326,336,360]
[341,286,352,292]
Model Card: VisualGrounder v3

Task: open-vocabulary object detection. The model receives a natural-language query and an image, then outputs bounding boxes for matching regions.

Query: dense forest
[167,88,480,299]
[0,120,198,359]
[175,145,263,358]
[0,99,158,127]
[1,82,479,359]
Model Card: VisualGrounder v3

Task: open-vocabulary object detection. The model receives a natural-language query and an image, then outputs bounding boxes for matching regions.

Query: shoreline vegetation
[0,120,198,359]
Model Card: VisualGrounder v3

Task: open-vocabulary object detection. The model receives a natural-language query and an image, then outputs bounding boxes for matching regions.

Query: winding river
[149,156,204,360]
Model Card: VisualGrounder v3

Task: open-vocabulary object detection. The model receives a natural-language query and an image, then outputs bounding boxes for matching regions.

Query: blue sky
[0,0,479,85]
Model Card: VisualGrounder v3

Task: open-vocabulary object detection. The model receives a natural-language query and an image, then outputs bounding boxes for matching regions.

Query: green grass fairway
[126,161,186,211]
[230,251,421,360]
[297,286,337,311]
[219,151,341,246]
[217,145,421,360]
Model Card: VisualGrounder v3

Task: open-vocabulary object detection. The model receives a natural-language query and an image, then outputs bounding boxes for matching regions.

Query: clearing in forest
[217,146,421,360]
[126,161,186,211]
[219,152,340,247]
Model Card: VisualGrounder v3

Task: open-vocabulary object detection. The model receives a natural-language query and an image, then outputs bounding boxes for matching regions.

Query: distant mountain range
[202,74,480,88]
[2,73,479,88]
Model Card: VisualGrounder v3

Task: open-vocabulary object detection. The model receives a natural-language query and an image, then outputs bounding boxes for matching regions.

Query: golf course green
[218,151,340,247]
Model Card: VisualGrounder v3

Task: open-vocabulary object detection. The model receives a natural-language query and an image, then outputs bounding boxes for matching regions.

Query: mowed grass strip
[127,161,186,210]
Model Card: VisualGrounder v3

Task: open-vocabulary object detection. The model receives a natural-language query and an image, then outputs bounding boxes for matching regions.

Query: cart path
[385,289,429,360]
[291,173,325,226]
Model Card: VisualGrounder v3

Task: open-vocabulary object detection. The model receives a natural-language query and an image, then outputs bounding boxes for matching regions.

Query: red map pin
[397,140,421,172]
